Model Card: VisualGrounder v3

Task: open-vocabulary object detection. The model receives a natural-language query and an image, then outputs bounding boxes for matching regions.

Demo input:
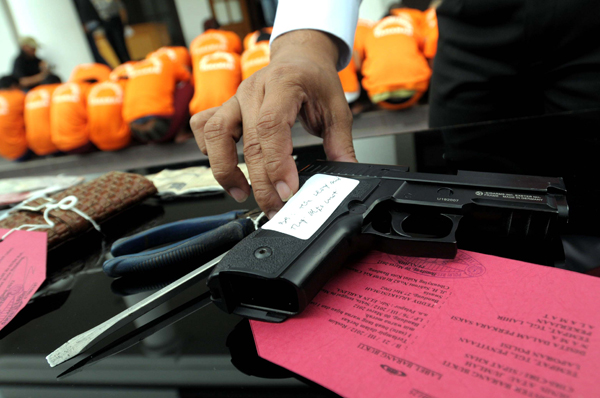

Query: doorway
[208,0,252,39]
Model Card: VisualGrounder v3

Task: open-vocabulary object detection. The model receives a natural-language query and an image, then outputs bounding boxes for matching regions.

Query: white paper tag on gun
[262,174,359,240]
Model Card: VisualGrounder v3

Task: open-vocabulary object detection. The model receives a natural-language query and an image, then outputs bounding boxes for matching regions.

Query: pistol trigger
[390,211,412,238]
[442,214,462,243]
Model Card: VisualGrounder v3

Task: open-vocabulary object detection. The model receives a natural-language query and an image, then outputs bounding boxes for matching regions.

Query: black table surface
[2,109,600,397]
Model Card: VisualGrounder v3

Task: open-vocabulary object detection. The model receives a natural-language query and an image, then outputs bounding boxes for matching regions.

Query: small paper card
[0,229,47,331]
[251,250,600,398]
[262,174,359,240]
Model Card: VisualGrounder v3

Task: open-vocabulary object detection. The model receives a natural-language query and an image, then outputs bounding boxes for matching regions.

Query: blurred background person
[48,62,114,154]
[189,51,242,116]
[189,18,243,117]
[0,76,28,161]
[338,56,361,105]
[50,81,93,154]
[12,37,58,91]
[353,19,376,70]
[241,31,271,80]
[190,19,242,63]
[421,6,438,65]
[362,9,431,110]
[87,79,130,151]
[69,63,112,84]
[74,0,131,65]
[243,27,273,51]
[24,75,62,157]
[147,46,192,71]
[122,54,191,143]
[108,60,135,82]
[147,47,194,142]
[348,19,376,115]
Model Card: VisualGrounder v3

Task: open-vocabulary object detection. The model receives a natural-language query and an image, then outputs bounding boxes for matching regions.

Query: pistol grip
[208,212,367,322]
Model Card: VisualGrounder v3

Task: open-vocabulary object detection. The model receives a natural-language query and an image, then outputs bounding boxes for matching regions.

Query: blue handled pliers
[103,209,264,278]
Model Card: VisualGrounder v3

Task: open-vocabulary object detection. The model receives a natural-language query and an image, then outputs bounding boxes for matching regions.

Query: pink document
[251,250,600,397]
[0,229,47,331]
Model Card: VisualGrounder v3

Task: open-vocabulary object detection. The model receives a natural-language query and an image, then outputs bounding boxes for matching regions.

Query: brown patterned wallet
[0,172,157,249]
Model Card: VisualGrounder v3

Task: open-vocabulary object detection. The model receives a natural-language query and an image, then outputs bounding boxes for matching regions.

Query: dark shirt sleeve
[12,56,27,79]
[12,53,41,79]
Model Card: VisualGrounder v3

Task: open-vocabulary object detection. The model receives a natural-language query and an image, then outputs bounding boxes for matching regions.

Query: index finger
[255,82,304,202]
[237,78,286,217]
[203,98,250,202]
[190,106,219,155]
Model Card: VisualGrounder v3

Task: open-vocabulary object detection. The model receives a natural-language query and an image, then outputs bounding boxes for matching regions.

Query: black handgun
[208,161,568,322]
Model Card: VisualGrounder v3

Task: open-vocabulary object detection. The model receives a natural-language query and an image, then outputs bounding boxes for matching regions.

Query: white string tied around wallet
[0,195,102,241]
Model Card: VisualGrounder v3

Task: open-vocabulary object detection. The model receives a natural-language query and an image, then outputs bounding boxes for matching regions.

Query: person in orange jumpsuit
[87,80,130,151]
[338,58,361,104]
[243,27,273,50]
[353,19,376,69]
[342,20,375,114]
[0,76,28,161]
[241,32,271,80]
[122,54,191,143]
[83,60,136,151]
[190,19,242,62]
[24,75,61,157]
[147,46,192,71]
[189,51,242,116]
[147,47,195,142]
[422,7,438,62]
[188,19,242,116]
[108,61,135,82]
[50,81,93,153]
[362,10,431,110]
[70,63,112,84]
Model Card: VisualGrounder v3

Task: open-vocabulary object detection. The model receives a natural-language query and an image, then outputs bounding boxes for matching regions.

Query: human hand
[191,30,356,218]
[39,61,49,73]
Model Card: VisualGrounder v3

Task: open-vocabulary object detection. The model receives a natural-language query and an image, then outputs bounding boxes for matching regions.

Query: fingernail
[268,210,278,220]
[275,182,292,202]
[229,187,248,203]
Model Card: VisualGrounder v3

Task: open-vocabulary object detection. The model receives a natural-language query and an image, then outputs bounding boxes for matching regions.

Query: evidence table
[1,110,599,397]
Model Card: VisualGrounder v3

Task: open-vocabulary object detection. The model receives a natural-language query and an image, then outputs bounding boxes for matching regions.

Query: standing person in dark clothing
[428,0,600,128]
[74,0,109,65]
[12,37,57,91]
[73,0,131,65]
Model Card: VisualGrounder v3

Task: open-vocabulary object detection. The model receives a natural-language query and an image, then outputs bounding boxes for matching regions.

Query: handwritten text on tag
[263,174,359,240]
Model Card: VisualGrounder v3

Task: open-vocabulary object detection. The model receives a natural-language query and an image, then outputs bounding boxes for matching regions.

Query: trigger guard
[391,212,461,240]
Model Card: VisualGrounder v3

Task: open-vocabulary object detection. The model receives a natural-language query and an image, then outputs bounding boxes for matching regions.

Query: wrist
[271,29,339,70]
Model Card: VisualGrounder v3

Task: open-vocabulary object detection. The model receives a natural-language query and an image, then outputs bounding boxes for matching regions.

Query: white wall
[174,0,213,47]
[6,0,93,81]
[0,0,18,75]
[359,0,400,21]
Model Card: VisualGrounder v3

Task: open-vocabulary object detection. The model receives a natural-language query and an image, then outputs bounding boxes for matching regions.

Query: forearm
[19,72,48,88]
[270,0,361,71]
[271,30,339,70]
